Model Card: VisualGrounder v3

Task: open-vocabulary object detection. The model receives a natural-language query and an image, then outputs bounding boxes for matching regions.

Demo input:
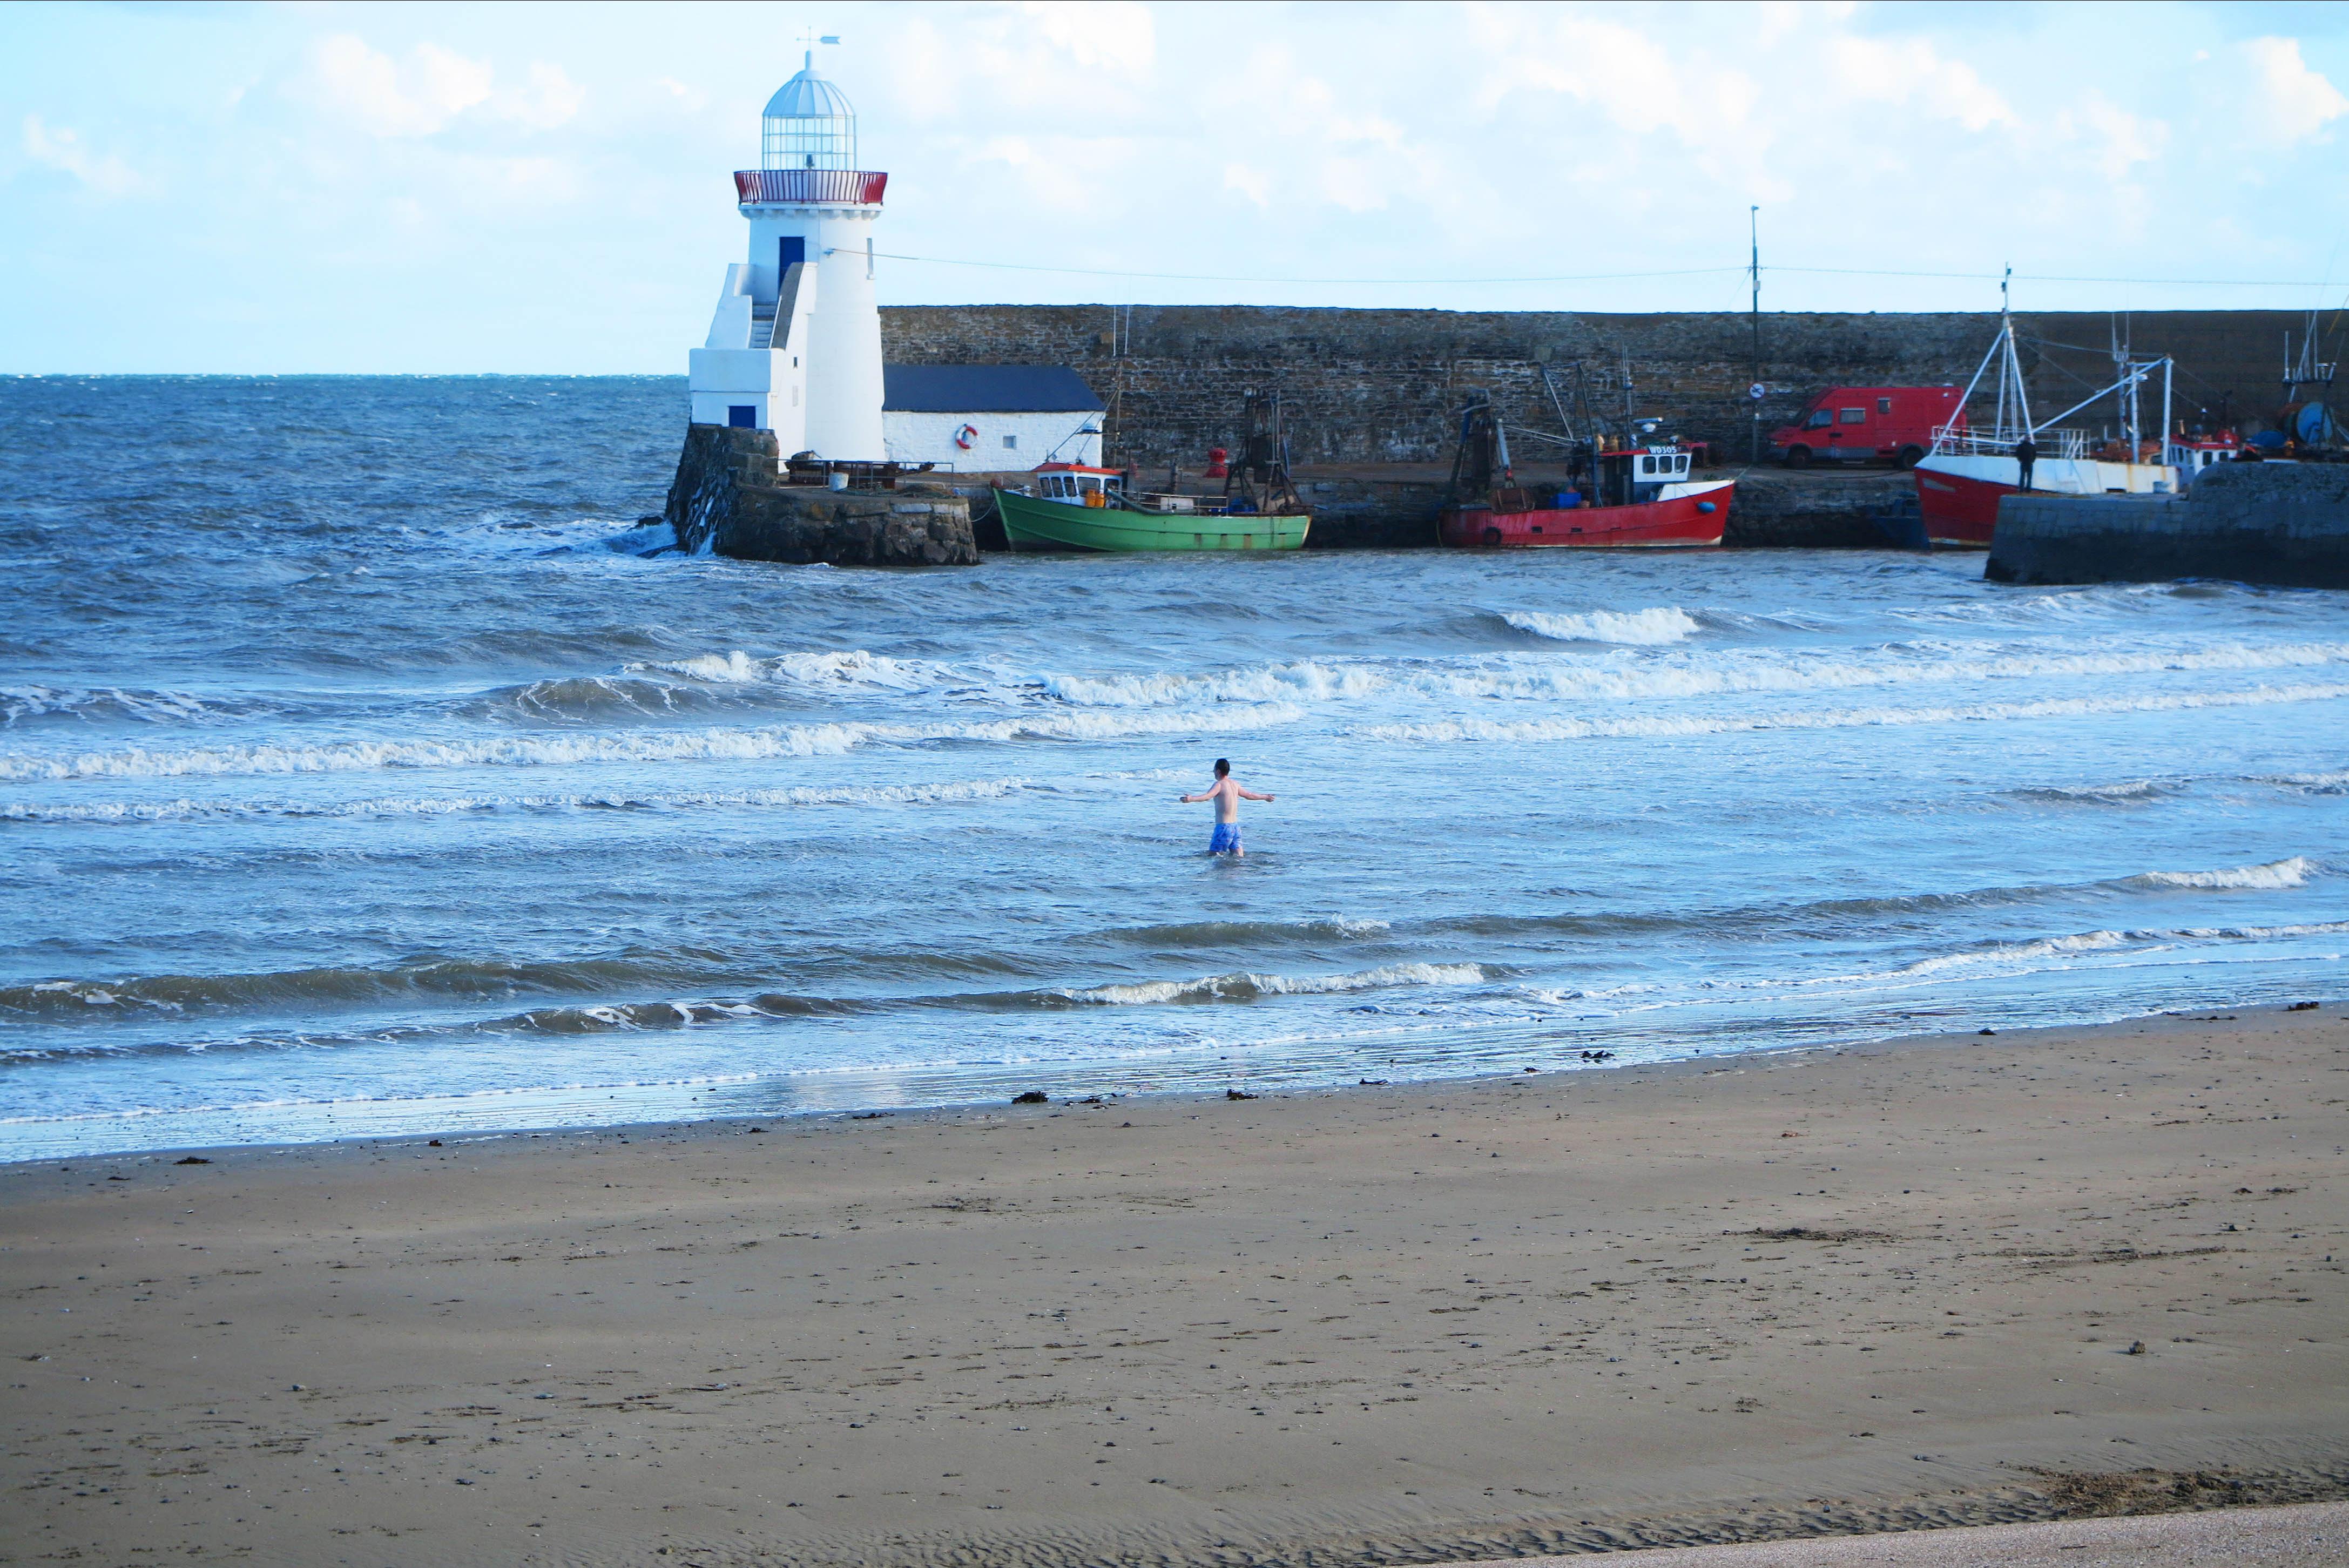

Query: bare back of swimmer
[1178,758,1275,856]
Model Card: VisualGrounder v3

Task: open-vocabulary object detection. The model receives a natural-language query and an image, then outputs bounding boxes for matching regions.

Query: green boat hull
[994,488,1309,553]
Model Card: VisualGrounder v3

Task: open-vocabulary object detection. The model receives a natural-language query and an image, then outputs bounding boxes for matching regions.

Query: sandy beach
[3,1004,2343,1566]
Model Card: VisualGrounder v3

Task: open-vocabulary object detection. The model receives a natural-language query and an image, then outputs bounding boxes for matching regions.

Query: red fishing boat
[1912,281,2177,547]
[1436,365,1732,549]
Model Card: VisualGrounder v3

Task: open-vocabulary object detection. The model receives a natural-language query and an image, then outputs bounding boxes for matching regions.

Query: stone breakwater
[881,305,2314,469]
[663,424,980,567]
[1987,459,2349,589]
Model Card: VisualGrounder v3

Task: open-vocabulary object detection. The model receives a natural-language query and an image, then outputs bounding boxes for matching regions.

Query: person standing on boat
[1179,759,1275,857]
[2014,433,2038,492]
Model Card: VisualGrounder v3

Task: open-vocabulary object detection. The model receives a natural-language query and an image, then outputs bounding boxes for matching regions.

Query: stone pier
[1986,461,2349,589]
[662,424,979,567]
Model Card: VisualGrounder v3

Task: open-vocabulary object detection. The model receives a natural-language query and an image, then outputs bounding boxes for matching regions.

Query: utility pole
[1749,205,1762,464]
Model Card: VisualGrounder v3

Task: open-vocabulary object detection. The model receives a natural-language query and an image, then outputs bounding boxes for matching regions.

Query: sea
[3,377,2344,1162]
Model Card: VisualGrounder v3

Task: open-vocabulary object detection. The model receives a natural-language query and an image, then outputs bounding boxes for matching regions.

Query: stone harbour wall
[1986,459,2349,589]
[880,306,2318,471]
[663,424,979,567]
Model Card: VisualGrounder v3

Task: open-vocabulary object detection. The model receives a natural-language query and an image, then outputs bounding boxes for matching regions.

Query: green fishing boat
[995,393,1312,553]
[995,467,1310,553]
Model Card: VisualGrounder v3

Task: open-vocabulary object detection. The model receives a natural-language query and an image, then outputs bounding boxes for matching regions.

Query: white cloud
[1825,35,2015,131]
[300,36,582,137]
[303,35,493,137]
[21,114,140,195]
[1021,1,1154,78]
[2240,36,2348,145]
[445,153,579,208]
[656,76,707,113]
[1223,163,1271,207]
[2070,93,2168,180]
[503,63,586,131]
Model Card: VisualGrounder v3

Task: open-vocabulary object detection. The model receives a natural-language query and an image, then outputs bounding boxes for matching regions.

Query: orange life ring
[953,424,978,450]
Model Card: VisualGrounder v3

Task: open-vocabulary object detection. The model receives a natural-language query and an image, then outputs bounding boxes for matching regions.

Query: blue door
[779,236,805,274]
[728,405,756,429]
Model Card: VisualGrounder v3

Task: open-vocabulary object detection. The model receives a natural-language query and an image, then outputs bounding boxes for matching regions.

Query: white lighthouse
[687,47,886,460]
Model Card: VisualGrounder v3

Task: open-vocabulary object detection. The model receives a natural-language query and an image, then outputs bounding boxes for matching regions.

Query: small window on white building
[1002,434,1018,450]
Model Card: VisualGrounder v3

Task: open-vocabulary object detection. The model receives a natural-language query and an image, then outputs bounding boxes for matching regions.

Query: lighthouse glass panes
[762,108,855,171]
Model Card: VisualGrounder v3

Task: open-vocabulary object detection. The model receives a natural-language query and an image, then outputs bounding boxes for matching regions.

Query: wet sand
[3,1005,2343,1566]
[1486,1497,2349,1565]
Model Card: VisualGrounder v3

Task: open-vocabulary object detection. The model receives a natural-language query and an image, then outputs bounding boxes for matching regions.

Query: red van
[1769,386,1967,468]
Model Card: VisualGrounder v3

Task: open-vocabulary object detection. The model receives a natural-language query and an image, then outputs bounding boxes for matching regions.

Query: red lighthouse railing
[733,169,888,205]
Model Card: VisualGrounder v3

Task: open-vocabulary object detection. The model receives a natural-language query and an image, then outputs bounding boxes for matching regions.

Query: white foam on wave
[1036,638,2349,713]
[3,685,223,726]
[1041,661,1390,708]
[1891,928,2135,978]
[642,648,947,691]
[2127,856,2321,891]
[2266,769,2349,793]
[0,703,1306,782]
[1068,961,1484,1006]
[2,776,1036,824]
[1887,580,2209,630]
[1503,607,1702,645]
[2014,779,2168,802]
[1361,680,2349,745]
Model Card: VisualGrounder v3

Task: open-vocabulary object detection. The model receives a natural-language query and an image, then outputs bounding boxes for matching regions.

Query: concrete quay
[949,464,1909,552]
[1986,460,2349,590]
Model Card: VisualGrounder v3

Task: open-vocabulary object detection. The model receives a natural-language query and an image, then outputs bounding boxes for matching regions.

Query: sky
[4,0,2347,373]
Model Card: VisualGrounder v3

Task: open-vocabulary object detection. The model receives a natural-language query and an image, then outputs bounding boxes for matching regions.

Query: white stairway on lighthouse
[685,46,887,459]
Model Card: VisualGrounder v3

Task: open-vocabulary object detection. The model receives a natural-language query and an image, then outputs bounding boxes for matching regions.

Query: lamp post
[1749,205,1761,465]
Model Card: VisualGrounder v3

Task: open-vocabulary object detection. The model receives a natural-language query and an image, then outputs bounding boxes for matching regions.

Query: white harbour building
[688,50,1103,471]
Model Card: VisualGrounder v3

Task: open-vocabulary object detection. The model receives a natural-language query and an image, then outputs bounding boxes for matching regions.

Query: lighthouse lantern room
[688,43,887,461]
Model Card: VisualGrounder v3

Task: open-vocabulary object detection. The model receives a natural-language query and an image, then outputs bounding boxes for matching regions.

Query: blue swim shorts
[1209,822,1243,855]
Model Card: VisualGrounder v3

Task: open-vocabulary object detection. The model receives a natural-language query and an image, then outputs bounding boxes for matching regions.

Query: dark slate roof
[882,364,1104,414]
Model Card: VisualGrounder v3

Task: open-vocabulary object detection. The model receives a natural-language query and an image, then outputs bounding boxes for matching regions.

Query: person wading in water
[1179,758,1275,857]
[2014,432,2039,492]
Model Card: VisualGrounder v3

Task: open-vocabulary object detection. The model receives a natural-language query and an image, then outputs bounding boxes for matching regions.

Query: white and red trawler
[1437,363,1733,549]
[1913,287,2178,548]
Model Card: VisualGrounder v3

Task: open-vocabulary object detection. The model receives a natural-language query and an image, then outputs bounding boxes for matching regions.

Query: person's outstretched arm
[1237,787,1277,802]
[1177,787,1211,802]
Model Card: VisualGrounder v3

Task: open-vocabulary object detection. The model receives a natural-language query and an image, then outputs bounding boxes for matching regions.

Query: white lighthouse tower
[687,45,886,459]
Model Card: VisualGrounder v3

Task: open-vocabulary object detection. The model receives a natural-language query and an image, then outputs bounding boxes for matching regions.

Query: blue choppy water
[3,376,2344,1160]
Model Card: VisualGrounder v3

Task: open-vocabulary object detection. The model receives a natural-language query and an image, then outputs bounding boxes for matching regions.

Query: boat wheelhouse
[1031,462,1126,506]
[2165,434,2241,483]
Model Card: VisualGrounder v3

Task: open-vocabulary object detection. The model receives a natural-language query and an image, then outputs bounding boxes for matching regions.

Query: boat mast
[1998,269,2035,440]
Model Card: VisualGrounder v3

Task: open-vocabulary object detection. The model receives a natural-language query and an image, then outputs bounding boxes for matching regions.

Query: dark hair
[1213,758,1230,776]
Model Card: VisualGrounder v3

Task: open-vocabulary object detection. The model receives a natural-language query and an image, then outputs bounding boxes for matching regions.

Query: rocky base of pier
[1987,459,2349,589]
[663,425,979,567]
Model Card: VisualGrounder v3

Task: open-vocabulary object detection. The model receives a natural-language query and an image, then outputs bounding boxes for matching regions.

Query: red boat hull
[1911,467,2005,548]
[1439,483,1732,549]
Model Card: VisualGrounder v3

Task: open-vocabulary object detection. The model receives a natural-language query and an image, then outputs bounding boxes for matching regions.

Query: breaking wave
[1502,606,1703,645]
[0,705,1305,782]
[2,684,255,727]
[1031,639,2349,712]
[0,776,1034,824]
[1360,681,2349,745]
[2266,769,2349,795]
[641,648,950,691]
[1065,962,1486,1006]
[2125,856,2321,892]
[2006,780,2174,805]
